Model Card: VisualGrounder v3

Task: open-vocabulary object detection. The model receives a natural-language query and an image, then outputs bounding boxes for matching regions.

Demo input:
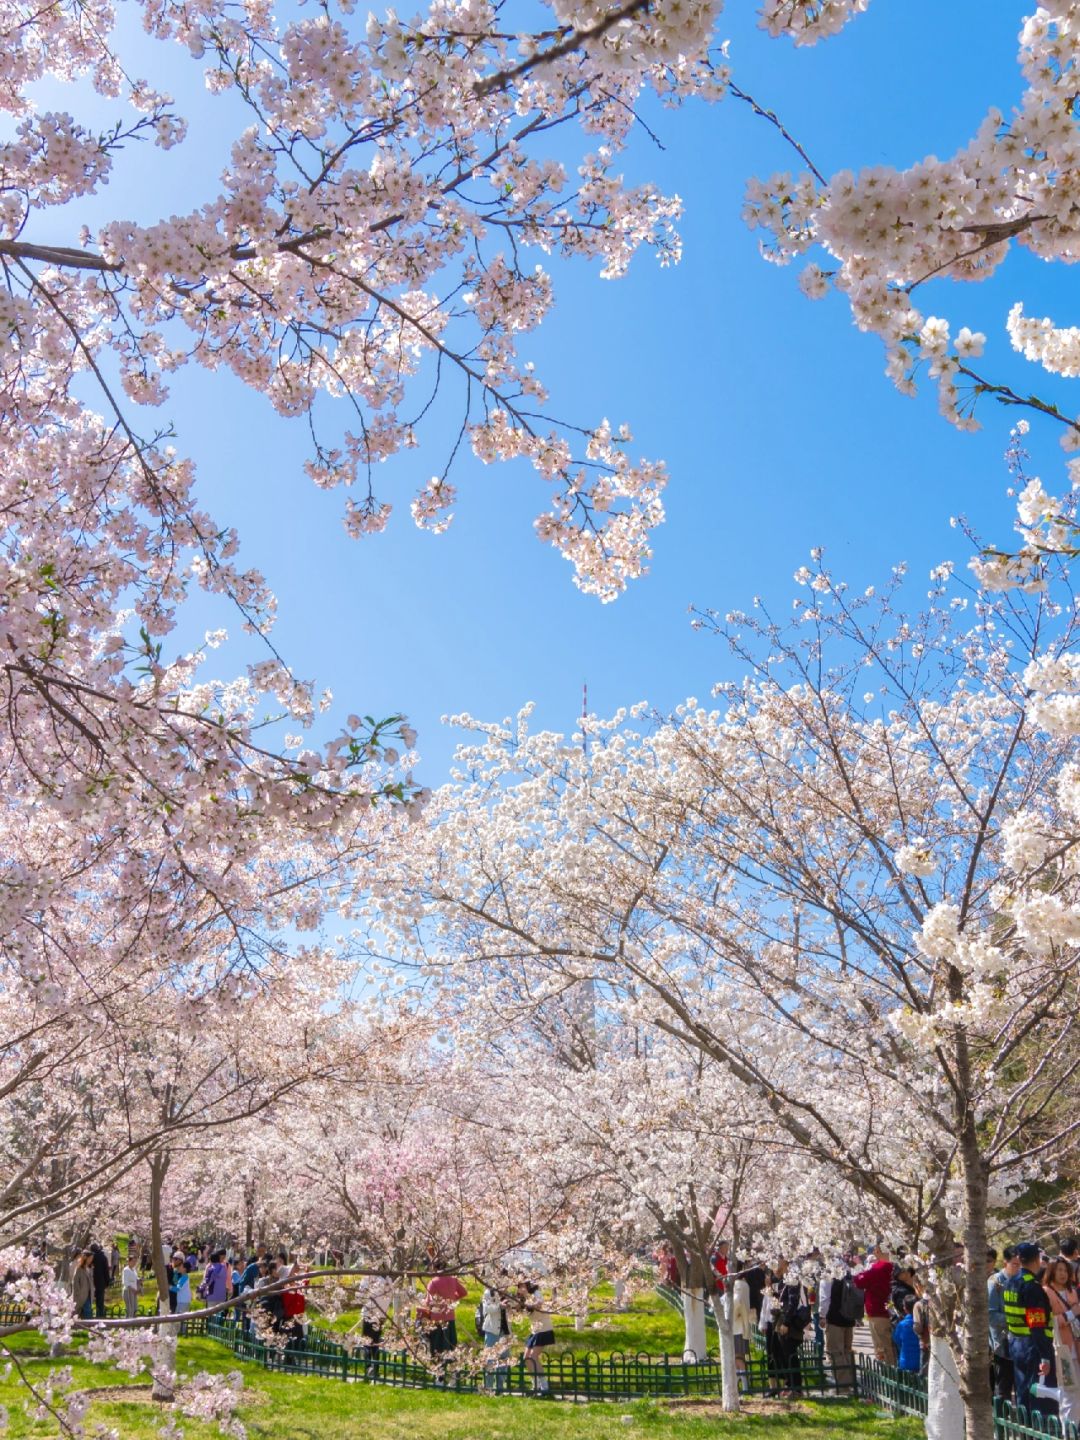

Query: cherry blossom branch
[727,81,826,185]
[957,364,1080,440]
[0,1342,77,1437]
[473,0,652,97]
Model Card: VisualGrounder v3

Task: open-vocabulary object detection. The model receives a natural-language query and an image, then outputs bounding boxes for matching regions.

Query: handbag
[1051,1289,1080,1342]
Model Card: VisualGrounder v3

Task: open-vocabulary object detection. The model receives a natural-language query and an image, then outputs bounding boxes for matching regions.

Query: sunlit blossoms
[371,557,1080,1440]
[743,6,1080,480]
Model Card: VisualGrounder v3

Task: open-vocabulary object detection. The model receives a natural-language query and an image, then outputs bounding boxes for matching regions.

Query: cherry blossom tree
[374,558,1080,1440]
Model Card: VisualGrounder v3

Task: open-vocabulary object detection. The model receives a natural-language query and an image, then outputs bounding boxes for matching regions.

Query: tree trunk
[683,1289,707,1362]
[957,1113,994,1440]
[682,1253,708,1362]
[927,1336,966,1440]
[711,1291,740,1411]
[148,1150,175,1404]
[923,1204,965,1440]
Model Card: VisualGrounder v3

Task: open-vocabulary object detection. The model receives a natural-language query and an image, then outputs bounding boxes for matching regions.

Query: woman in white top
[121,1257,141,1318]
[726,1272,752,1379]
[481,1286,510,1393]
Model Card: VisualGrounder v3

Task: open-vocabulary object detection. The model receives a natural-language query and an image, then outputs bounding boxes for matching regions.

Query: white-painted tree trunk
[574,1310,586,1332]
[151,1326,177,1402]
[711,1294,740,1412]
[683,1289,707,1363]
[926,1336,965,1440]
[613,1278,628,1312]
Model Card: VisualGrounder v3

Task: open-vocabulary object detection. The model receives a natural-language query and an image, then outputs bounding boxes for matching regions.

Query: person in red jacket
[711,1240,729,1295]
[424,1270,468,1351]
[855,1243,897,1366]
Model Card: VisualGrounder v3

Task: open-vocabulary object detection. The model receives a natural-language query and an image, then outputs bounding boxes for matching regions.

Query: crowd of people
[69,1228,1080,1419]
[658,1235,1080,1424]
[68,1238,560,1393]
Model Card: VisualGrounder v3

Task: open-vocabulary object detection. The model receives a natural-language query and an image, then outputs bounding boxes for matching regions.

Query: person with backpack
[819,1260,861,1392]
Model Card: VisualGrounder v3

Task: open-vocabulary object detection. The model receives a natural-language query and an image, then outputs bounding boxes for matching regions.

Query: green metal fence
[992,1400,1079,1440]
[854,1355,927,1419]
[856,1355,1080,1440]
[7,1296,1080,1434]
[201,1314,724,1398]
[194,1312,852,1400]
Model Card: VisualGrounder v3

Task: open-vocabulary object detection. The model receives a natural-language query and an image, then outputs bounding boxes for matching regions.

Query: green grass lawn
[309,1280,690,1359]
[0,1333,922,1440]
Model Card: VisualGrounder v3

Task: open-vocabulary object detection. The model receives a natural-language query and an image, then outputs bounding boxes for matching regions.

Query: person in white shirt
[121,1256,141,1318]
[522,1281,555,1395]
[481,1284,510,1393]
[725,1266,752,1384]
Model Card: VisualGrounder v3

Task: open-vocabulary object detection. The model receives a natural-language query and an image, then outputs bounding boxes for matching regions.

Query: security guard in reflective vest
[1004,1242,1058,1419]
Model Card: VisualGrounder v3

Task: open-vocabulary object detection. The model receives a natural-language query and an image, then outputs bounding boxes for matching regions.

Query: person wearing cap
[989,1246,1022,1402]
[1004,1242,1058,1420]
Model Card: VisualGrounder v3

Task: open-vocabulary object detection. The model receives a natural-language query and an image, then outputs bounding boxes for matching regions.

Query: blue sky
[28,1,1078,782]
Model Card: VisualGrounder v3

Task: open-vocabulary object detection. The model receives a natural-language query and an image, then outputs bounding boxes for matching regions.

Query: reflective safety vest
[1002,1271,1052,1338]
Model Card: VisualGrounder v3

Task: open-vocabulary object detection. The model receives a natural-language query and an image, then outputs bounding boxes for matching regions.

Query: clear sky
[27,1,1076,783]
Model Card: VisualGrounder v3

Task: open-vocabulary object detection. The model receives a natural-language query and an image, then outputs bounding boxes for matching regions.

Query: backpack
[474,1302,485,1337]
[838,1277,866,1324]
[282,1290,306,1318]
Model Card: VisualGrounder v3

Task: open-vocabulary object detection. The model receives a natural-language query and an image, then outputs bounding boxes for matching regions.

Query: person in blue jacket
[894,1296,922,1373]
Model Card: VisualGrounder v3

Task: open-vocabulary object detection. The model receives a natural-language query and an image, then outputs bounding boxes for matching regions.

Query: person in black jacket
[775,1276,810,1394]
[89,1244,110,1319]
[764,1262,809,1396]
[890,1264,919,1320]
